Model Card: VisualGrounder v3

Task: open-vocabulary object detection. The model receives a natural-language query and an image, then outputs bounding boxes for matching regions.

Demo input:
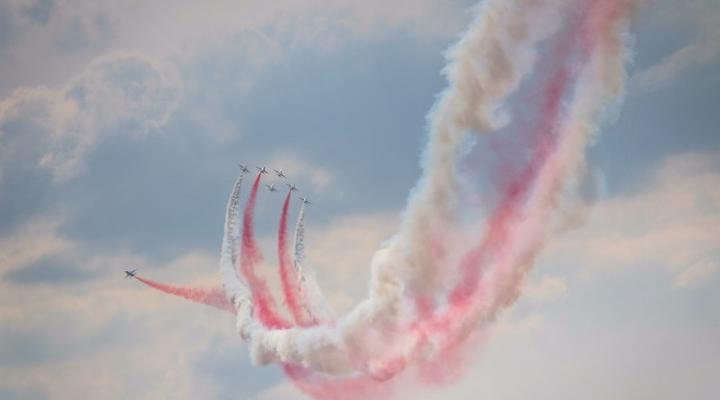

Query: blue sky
[0,1,718,399]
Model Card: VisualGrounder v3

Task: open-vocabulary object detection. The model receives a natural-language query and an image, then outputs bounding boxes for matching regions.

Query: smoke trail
[219,173,249,307]
[293,200,335,324]
[392,0,571,302]
[238,0,579,372]
[240,173,291,329]
[202,0,636,396]
[449,4,582,306]
[278,190,307,325]
[134,276,235,313]
[414,0,637,367]
[250,1,582,377]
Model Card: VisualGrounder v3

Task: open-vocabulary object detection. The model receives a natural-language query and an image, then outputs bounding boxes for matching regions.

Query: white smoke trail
[219,174,250,308]
[225,0,636,387]
[395,0,569,300]
[293,202,336,323]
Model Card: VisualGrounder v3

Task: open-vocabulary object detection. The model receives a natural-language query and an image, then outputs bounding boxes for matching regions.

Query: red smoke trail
[134,276,235,314]
[278,190,308,325]
[449,51,573,306]
[232,177,376,398]
[277,193,390,397]
[415,0,638,382]
[240,173,291,329]
[411,2,600,382]
[287,4,599,394]
[448,0,629,306]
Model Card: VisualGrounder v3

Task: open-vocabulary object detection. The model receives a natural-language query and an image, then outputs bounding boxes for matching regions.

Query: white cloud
[305,211,400,311]
[634,37,720,91]
[523,276,568,303]
[255,381,301,400]
[543,153,720,288]
[494,313,545,337]
[0,0,472,194]
[0,244,241,400]
[0,214,72,273]
[267,152,337,194]
[633,1,720,91]
[0,53,181,183]
[674,259,718,289]
[0,0,470,97]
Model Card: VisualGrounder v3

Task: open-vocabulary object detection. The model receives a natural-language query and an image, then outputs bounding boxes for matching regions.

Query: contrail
[414,0,638,368]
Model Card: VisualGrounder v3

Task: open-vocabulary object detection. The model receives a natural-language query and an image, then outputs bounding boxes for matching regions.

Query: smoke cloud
[133,0,638,398]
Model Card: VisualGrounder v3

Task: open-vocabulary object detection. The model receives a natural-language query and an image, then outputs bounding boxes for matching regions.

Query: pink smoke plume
[278,190,309,326]
[240,173,291,329]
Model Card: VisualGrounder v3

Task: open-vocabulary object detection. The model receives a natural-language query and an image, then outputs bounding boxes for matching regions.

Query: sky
[0,0,719,399]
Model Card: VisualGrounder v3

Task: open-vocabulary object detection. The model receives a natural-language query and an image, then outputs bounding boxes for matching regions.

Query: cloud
[0,386,47,400]
[267,151,337,194]
[0,0,472,97]
[0,215,72,273]
[0,53,180,184]
[634,37,720,91]
[544,153,720,288]
[674,259,718,289]
[494,313,545,337]
[4,259,97,286]
[523,276,568,303]
[0,243,263,400]
[633,1,720,91]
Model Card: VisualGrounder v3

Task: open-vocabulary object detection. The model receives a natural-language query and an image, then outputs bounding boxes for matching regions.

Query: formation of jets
[123,164,314,280]
[240,163,313,201]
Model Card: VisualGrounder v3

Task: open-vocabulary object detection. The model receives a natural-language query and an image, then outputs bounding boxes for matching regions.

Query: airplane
[287,183,298,192]
[265,184,278,192]
[238,164,250,174]
[124,269,137,278]
[273,169,287,178]
[257,166,268,174]
[299,197,311,205]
